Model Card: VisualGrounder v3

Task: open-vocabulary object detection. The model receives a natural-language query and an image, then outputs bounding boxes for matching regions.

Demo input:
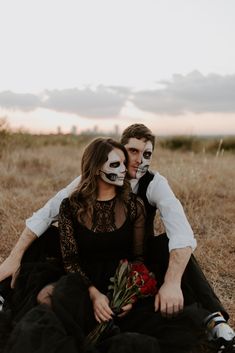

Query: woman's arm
[131,196,146,262]
[58,198,92,286]
[117,197,146,318]
[58,198,113,322]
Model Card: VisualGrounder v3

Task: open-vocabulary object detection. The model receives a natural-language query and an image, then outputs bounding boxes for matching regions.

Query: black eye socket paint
[110,162,120,168]
[143,151,152,160]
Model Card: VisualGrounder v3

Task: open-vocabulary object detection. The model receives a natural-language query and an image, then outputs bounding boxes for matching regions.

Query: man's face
[99,148,127,186]
[124,138,153,179]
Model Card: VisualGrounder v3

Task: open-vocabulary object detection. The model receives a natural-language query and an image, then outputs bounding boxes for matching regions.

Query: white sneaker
[213,323,235,342]
[204,312,235,352]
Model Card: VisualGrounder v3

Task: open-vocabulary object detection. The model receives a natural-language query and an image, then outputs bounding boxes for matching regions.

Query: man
[0,124,234,352]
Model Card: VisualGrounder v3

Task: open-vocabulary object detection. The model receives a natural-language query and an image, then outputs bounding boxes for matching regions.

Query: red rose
[139,278,157,296]
[131,263,149,274]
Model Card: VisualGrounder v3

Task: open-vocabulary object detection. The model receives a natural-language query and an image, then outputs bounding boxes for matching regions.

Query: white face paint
[99,149,126,186]
[136,141,153,179]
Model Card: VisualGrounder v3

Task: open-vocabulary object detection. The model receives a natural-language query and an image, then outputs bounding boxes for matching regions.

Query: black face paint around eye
[143,151,152,160]
[110,162,120,168]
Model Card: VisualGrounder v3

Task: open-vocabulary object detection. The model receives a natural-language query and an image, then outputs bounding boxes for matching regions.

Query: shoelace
[218,337,235,353]
[0,295,5,311]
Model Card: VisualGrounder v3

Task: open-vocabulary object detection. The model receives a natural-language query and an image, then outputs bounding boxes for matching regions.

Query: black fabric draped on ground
[3,271,206,353]
[0,225,226,353]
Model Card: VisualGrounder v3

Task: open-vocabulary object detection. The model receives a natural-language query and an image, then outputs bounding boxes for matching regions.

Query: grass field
[0,128,234,335]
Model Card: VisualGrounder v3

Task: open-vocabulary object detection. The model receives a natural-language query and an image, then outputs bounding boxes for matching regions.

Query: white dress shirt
[26,172,197,252]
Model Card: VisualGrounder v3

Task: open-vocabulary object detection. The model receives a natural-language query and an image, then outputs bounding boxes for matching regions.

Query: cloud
[131,71,235,115]
[0,86,130,118]
[1,73,235,118]
[0,91,40,111]
[42,86,130,118]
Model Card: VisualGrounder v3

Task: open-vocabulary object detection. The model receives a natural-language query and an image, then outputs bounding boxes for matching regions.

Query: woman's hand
[117,303,133,318]
[37,283,56,307]
[88,286,114,323]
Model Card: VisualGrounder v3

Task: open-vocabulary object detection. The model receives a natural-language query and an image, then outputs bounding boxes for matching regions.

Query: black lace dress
[58,194,145,294]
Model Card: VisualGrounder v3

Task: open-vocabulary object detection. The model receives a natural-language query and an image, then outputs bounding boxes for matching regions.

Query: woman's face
[99,148,127,186]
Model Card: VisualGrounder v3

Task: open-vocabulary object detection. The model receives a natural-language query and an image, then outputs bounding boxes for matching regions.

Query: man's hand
[89,286,114,323]
[154,281,184,317]
[0,255,21,288]
[0,227,37,288]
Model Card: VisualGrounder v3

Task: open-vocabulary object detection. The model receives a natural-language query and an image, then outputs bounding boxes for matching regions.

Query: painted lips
[131,165,149,173]
[137,166,149,173]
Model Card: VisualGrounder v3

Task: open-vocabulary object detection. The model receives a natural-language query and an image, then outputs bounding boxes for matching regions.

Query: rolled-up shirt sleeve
[146,172,197,252]
[26,176,81,237]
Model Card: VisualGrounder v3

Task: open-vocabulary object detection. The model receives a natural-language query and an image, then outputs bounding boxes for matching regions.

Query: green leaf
[117,262,129,286]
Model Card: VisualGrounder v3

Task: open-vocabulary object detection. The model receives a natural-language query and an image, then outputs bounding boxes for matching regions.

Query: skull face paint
[136,141,153,179]
[99,149,126,186]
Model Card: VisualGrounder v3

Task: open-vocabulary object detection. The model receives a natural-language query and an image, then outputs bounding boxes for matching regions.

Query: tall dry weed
[0,139,234,330]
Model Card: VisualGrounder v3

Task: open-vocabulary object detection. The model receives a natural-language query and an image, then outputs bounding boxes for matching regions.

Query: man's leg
[146,234,235,352]
[21,225,62,265]
[146,233,227,315]
[182,255,228,319]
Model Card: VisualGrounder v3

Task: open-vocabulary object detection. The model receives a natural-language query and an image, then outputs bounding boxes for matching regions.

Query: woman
[55,137,147,325]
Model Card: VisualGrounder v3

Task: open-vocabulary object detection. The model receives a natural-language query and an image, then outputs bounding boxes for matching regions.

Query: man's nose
[136,153,142,164]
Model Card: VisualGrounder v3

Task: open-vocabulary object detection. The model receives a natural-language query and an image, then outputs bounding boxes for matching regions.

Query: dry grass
[0,136,234,333]
[152,148,235,328]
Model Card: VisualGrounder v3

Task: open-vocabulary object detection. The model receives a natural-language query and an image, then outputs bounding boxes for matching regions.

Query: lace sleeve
[131,196,146,262]
[58,198,92,287]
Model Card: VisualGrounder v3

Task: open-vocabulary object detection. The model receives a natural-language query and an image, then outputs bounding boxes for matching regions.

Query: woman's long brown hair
[69,137,131,224]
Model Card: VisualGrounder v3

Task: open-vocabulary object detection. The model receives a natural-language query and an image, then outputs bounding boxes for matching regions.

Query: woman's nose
[121,164,127,173]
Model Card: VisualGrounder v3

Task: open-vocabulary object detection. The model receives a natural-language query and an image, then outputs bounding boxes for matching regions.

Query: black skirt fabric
[0,226,212,353]
[4,272,207,353]
[4,273,161,353]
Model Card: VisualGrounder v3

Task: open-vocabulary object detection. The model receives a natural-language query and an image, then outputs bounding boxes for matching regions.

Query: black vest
[137,170,157,238]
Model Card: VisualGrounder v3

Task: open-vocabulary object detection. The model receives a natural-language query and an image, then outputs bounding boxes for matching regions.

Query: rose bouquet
[84,259,157,348]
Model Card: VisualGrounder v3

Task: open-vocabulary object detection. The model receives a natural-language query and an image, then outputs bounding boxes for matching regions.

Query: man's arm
[146,172,197,251]
[26,176,81,237]
[146,172,196,315]
[0,227,36,286]
[154,246,192,316]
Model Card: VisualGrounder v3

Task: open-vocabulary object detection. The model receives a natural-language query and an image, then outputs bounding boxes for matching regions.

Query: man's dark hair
[120,124,155,148]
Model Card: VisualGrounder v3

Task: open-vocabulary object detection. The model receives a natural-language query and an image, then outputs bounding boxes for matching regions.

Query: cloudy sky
[0,0,235,135]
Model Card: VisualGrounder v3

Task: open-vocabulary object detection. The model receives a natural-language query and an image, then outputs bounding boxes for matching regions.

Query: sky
[0,0,235,135]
